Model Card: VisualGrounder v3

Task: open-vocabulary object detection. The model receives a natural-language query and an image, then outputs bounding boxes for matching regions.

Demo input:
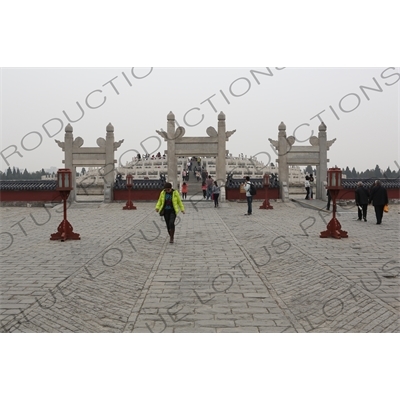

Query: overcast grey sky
[1,67,399,174]
[1,2,400,396]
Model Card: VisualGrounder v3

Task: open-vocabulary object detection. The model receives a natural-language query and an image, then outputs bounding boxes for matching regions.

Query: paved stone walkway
[0,198,399,332]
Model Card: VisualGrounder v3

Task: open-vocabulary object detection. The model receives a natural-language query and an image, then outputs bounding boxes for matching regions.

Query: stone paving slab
[0,199,398,333]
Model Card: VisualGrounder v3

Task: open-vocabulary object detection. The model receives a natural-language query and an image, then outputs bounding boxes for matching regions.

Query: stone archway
[156,111,235,200]
[55,123,123,202]
[269,122,336,201]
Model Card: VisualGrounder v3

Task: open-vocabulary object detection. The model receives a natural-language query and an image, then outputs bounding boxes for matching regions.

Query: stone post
[64,124,75,202]
[167,112,178,189]
[217,112,227,201]
[104,123,115,203]
[278,122,288,202]
[318,122,328,201]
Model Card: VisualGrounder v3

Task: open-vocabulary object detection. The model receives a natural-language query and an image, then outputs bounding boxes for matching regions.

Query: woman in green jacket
[155,182,185,243]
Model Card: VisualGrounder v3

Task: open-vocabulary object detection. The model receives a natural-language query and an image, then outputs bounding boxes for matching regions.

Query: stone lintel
[175,150,218,157]
[73,153,109,161]
[175,140,218,157]
[72,148,108,154]
[72,159,118,167]
[176,137,218,144]
[287,146,320,153]
[286,154,320,164]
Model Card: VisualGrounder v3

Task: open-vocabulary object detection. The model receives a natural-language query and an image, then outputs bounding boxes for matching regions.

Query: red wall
[1,187,398,204]
[337,188,400,201]
[226,187,280,201]
[113,190,161,201]
[0,191,62,202]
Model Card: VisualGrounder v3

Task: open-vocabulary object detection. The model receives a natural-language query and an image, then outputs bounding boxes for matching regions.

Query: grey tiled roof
[341,178,400,189]
[1,178,399,192]
[0,180,57,191]
[114,179,166,190]
[226,178,280,189]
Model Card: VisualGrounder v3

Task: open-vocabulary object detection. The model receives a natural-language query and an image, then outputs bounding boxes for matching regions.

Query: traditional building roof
[0,180,57,191]
[114,179,165,190]
[341,178,400,189]
[1,178,399,192]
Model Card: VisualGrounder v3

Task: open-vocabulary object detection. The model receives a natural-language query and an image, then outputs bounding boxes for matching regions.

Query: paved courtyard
[0,197,399,333]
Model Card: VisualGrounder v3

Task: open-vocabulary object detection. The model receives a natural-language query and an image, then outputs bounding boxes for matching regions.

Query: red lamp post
[320,168,348,239]
[123,174,136,210]
[50,169,80,241]
[259,173,273,209]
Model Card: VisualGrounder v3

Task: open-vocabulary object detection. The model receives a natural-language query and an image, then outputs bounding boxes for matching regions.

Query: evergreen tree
[305,165,313,175]
[383,167,392,179]
[23,168,30,179]
[373,165,382,178]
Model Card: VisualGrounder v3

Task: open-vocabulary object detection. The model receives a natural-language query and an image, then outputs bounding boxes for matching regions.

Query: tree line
[0,167,49,180]
[1,165,398,181]
[304,165,399,179]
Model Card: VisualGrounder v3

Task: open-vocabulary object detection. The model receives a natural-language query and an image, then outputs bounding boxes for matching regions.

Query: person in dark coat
[355,181,369,221]
[324,181,331,210]
[304,175,310,200]
[369,180,389,224]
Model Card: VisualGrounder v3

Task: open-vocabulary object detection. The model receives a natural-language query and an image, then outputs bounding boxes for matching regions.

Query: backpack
[249,183,256,196]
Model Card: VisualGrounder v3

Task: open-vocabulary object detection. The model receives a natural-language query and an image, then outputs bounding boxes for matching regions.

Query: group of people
[155,178,222,243]
[187,156,202,170]
[180,175,221,207]
[182,167,202,182]
[156,176,390,245]
[134,152,165,162]
[304,173,315,200]
[353,180,389,224]
[325,180,389,224]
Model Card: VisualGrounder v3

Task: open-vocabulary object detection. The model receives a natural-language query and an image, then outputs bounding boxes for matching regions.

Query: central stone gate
[156,111,236,200]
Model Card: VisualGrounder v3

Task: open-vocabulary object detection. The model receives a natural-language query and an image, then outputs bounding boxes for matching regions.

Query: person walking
[201,181,207,199]
[212,181,220,208]
[206,175,214,200]
[309,173,315,199]
[324,181,331,210]
[355,181,369,221]
[181,182,188,200]
[305,175,310,200]
[155,182,185,243]
[244,176,253,215]
[201,168,207,182]
[369,180,388,225]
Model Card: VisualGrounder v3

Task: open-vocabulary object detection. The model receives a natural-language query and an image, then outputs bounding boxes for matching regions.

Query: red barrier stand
[50,169,80,241]
[320,168,348,239]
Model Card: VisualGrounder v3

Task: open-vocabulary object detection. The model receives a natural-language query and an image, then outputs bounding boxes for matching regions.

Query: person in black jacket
[355,182,369,221]
[369,180,389,224]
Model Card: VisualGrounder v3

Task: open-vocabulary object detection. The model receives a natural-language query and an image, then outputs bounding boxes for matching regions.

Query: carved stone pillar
[217,112,227,201]
[278,122,289,202]
[64,124,75,202]
[318,122,328,201]
[166,112,178,189]
[104,123,115,203]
